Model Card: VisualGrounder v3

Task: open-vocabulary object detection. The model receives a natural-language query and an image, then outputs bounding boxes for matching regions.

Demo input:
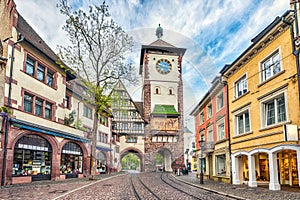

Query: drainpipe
[224,82,233,184]
[282,12,300,102]
[294,1,299,37]
[1,34,24,186]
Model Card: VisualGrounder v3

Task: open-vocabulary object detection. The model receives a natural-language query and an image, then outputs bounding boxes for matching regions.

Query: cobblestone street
[0,172,300,200]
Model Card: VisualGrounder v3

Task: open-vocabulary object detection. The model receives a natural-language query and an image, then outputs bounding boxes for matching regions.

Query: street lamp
[199,139,205,184]
[1,34,24,186]
[109,135,114,174]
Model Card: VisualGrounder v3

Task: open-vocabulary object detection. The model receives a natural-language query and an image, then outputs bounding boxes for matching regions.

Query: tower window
[154,86,161,95]
[168,88,174,95]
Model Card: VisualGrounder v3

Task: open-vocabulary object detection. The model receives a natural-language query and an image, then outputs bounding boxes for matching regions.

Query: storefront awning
[11,118,89,143]
[96,146,112,152]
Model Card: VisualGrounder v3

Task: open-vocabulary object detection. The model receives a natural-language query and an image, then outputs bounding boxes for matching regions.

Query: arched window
[168,88,174,95]
[61,142,83,176]
[155,86,161,94]
[13,134,52,180]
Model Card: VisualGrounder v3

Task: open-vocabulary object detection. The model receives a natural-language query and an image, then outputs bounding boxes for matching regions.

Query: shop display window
[12,134,52,177]
[96,151,106,174]
[216,154,226,176]
[60,142,83,175]
[278,150,298,186]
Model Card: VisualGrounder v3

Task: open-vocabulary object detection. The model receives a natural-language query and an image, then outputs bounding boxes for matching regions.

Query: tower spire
[156,24,163,39]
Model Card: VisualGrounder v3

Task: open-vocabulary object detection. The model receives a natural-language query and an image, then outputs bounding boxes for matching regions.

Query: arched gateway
[120,148,144,172]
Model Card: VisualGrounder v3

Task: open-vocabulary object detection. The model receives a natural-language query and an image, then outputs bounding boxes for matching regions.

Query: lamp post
[110,135,114,174]
[1,34,24,186]
[199,139,205,184]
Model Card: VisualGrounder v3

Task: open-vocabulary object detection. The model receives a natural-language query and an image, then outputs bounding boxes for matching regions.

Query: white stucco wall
[147,54,180,112]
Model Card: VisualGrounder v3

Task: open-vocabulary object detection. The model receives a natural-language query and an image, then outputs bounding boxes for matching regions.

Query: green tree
[121,153,140,170]
[156,153,163,166]
[57,0,135,179]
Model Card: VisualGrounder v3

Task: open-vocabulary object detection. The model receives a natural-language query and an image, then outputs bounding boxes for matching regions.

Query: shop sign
[283,124,298,141]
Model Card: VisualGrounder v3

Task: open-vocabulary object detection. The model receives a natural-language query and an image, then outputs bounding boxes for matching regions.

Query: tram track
[130,173,161,200]
[162,173,246,200]
[130,172,246,200]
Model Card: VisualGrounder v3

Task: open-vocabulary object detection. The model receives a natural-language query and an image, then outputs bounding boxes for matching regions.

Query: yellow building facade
[221,10,300,190]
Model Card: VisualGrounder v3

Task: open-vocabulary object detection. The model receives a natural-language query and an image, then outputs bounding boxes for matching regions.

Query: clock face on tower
[156,59,172,74]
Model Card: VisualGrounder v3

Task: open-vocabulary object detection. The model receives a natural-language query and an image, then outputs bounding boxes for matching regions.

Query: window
[261,50,281,82]
[217,92,224,111]
[23,92,54,120]
[25,56,56,88]
[154,86,160,94]
[37,64,45,81]
[122,123,128,130]
[98,132,108,143]
[207,126,214,149]
[46,70,54,87]
[207,104,212,118]
[127,136,137,143]
[83,105,92,119]
[133,123,142,131]
[24,93,33,113]
[100,116,108,127]
[13,134,52,177]
[200,111,204,124]
[168,88,174,95]
[261,92,287,127]
[217,120,225,141]
[45,102,53,119]
[235,75,247,98]
[35,98,43,117]
[25,57,35,76]
[216,154,226,176]
[235,109,250,135]
[64,96,70,109]
[61,142,83,174]
[132,111,137,119]
[101,133,108,143]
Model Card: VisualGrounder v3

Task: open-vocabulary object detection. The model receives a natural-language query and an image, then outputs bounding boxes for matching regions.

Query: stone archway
[157,148,172,172]
[120,148,144,172]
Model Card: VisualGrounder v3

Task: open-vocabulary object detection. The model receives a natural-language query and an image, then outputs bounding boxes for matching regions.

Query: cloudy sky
[14,0,289,130]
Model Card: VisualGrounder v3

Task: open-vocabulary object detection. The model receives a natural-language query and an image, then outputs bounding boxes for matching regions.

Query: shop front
[96,151,107,174]
[232,145,300,190]
[278,150,299,186]
[12,134,52,182]
[60,142,83,179]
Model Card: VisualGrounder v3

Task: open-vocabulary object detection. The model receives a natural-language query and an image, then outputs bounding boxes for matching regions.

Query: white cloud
[13,0,290,131]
